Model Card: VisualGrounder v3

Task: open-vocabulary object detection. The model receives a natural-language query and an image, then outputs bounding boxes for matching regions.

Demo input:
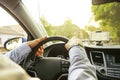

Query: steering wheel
[21,36,70,80]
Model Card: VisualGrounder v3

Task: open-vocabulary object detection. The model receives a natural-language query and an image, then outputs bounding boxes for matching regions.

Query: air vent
[90,51,105,67]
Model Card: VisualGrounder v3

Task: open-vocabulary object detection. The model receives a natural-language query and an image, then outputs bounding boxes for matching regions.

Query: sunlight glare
[39,0,92,28]
[0,0,92,28]
[0,7,17,27]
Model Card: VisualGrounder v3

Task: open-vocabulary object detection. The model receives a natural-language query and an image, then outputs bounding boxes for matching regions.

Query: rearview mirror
[4,37,27,51]
[92,0,120,5]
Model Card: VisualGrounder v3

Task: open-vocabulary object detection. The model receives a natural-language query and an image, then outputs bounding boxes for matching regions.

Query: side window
[0,7,27,54]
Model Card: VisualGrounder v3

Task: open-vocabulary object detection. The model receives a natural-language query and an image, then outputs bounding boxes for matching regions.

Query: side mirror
[92,0,120,5]
[4,37,27,51]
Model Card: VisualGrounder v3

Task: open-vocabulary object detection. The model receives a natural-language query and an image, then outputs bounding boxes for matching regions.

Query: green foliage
[40,17,89,39]
[40,17,53,36]
[91,2,120,44]
[56,20,80,38]
[85,25,100,32]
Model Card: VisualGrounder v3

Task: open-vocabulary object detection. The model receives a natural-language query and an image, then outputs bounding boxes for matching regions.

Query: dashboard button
[100,68,106,74]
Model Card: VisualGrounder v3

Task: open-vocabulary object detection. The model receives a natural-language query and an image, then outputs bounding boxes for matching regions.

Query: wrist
[68,44,80,51]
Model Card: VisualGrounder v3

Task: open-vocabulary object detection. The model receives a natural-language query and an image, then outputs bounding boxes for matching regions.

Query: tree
[56,19,81,38]
[40,17,53,36]
[40,17,88,39]
[85,25,100,32]
[91,2,120,44]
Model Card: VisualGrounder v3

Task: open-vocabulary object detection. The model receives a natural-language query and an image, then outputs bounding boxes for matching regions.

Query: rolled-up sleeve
[68,46,98,80]
[4,43,31,64]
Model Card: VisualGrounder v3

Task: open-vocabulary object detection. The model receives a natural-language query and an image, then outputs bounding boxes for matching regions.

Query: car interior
[0,0,120,80]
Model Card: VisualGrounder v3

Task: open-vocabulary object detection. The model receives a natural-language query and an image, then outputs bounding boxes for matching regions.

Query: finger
[37,48,44,53]
[28,36,47,48]
[38,46,44,52]
[35,51,43,57]
[35,46,44,57]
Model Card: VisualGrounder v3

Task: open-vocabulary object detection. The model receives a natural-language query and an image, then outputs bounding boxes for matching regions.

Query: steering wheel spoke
[61,59,70,73]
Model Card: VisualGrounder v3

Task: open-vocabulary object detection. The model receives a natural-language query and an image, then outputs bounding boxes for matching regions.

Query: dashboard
[43,41,120,80]
[84,45,120,80]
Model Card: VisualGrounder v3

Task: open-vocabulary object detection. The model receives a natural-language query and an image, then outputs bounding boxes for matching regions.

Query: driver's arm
[5,36,47,64]
[4,43,31,64]
[0,51,40,80]
[65,37,98,80]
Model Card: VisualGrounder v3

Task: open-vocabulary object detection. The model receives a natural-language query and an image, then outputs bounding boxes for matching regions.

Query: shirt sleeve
[4,42,32,64]
[0,53,40,80]
[68,46,98,80]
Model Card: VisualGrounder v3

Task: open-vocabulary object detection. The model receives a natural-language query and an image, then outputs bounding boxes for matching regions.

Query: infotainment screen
[107,54,120,67]
[113,55,120,64]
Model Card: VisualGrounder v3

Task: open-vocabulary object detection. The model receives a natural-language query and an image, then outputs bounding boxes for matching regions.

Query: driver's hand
[27,36,47,48]
[27,36,47,57]
[35,46,44,57]
[65,37,81,50]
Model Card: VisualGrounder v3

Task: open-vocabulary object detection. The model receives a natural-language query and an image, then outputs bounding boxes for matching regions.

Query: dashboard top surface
[84,45,120,49]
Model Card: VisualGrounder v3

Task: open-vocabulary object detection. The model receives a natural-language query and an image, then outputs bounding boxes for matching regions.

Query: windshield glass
[0,6,27,54]
[22,0,120,46]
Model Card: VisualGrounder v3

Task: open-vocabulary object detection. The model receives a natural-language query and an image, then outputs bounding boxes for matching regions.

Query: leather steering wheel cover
[22,36,69,70]
[29,36,69,59]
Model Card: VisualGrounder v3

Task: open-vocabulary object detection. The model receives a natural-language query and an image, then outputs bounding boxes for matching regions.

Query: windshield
[22,0,120,46]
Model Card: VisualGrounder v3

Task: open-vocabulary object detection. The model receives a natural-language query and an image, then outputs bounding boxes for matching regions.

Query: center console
[84,45,120,79]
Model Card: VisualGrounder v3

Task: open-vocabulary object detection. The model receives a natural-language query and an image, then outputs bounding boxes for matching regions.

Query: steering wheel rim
[32,36,69,55]
[21,36,70,80]
[22,36,69,66]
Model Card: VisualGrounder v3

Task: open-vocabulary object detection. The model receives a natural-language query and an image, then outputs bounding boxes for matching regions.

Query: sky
[39,0,93,28]
[0,0,93,28]
[0,7,17,27]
